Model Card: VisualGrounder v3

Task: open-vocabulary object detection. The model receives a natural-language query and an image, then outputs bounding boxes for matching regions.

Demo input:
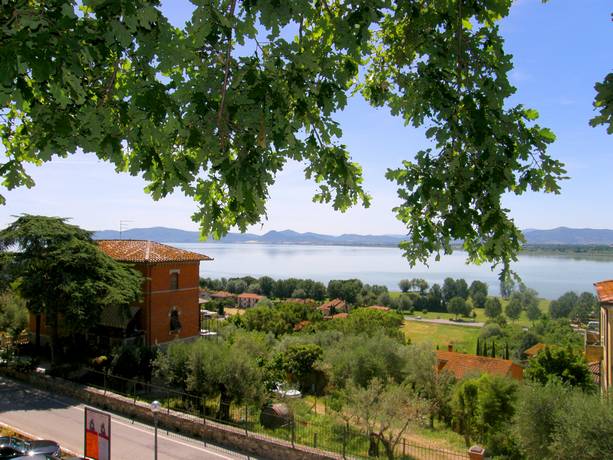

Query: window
[170,308,181,333]
[170,272,179,290]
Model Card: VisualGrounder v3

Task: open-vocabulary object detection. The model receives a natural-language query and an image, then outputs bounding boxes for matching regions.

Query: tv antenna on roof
[119,220,133,239]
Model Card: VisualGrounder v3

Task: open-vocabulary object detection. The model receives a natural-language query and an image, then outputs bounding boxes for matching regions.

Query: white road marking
[109,417,237,460]
[1,380,242,460]
[0,421,80,457]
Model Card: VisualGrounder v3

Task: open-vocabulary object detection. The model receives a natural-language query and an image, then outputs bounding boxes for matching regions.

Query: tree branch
[217,0,237,150]
[98,57,121,107]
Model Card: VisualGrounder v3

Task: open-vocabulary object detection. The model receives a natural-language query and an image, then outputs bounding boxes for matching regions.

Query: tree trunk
[49,312,59,364]
[368,433,379,457]
[380,437,394,460]
[217,388,231,421]
[35,314,41,354]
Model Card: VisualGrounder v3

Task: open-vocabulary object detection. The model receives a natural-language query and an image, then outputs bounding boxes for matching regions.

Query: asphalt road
[0,376,250,460]
[404,316,484,328]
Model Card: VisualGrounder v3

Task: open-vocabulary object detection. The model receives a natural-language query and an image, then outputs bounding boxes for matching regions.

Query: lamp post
[150,400,161,460]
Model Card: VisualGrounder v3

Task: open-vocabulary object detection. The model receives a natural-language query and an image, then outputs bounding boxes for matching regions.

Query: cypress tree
[482,340,487,357]
[491,341,496,358]
[476,338,480,356]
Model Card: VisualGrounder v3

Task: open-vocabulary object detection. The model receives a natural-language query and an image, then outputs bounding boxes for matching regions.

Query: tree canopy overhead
[5,0,607,274]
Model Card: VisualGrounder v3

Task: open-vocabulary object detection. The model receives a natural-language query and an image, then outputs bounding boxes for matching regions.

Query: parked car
[10,456,60,460]
[273,383,301,398]
[0,437,61,459]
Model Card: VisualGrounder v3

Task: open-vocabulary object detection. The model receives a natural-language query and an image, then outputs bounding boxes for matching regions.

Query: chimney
[447,344,453,352]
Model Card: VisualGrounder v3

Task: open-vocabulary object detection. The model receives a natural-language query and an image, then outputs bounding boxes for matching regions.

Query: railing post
[314,432,318,449]
[291,420,295,448]
[403,437,406,457]
[133,381,137,405]
[244,406,248,436]
[342,421,348,459]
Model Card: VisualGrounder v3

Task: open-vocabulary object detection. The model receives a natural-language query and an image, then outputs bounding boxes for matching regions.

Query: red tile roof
[588,361,601,385]
[368,305,391,312]
[594,280,613,304]
[238,293,264,299]
[332,312,349,319]
[293,320,311,331]
[210,291,235,298]
[524,343,545,357]
[436,350,523,381]
[319,299,347,312]
[98,240,212,263]
[288,298,317,304]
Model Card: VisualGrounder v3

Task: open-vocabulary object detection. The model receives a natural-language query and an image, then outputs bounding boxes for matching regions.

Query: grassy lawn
[499,298,550,326]
[394,290,551,328]
[402,321,481,354]
[405,310,486,323]
[293,396,467,455]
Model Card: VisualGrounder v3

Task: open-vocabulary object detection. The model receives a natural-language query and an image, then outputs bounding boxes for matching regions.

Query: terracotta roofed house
[82,240,211,349]
[209,290,236,300]
[237,292,264,308]
[29,240,212,348]
[523,343,545,359]
[436,347,523,381]
[319,299,348,317]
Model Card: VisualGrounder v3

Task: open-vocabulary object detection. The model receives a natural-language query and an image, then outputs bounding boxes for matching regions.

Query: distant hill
[93,227,407,247]
[92,226,613,247]
[523,227,613,245]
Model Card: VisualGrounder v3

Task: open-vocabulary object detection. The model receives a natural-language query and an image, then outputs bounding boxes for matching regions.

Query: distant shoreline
[172,241,613,261]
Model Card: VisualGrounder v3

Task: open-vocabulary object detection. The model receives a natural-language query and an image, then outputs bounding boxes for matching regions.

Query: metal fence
[71,368,468,460]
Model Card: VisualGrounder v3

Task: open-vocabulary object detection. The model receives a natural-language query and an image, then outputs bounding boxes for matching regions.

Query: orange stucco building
[29,240,212,348]
[594,279,613,391]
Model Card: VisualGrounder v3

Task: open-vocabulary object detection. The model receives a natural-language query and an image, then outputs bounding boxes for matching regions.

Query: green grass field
[392,291,551,327]
[402,321,481,354]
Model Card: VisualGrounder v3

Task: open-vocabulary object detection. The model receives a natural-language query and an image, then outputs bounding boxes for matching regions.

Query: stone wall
[0,368,339,460]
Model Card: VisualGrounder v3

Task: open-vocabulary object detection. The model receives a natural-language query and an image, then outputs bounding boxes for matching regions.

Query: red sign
[84,407,111,460]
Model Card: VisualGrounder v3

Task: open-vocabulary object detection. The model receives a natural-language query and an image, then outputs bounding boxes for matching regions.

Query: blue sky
[0,0,611,235]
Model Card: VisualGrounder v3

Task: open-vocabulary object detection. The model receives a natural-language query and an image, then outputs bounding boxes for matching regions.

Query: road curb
[0,420,81,457]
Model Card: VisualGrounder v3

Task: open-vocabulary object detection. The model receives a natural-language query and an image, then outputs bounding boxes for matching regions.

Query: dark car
[11,456,60,460]
[0,436,61,458]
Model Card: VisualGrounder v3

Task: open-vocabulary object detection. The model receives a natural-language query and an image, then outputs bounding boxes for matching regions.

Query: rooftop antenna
[119,220,133,239]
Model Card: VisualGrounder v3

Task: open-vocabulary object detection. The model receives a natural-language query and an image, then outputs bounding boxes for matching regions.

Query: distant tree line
[397,277,490,317]
[200,276,327,301]
[200,276,413,310]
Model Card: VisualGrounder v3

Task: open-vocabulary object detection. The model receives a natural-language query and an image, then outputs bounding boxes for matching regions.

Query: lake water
[171,243,613,300]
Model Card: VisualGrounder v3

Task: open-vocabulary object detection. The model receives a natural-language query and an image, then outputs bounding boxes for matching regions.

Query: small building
[523,343,545,359]
[288,298,317,305]
[593,280,613,391]
[237,292,264,308]
[319,299,347,317]
[436,346,523,381]
[210,290,236,300]
[97,240,212,347]
[331,312,349,319]
[28,240,213,349]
